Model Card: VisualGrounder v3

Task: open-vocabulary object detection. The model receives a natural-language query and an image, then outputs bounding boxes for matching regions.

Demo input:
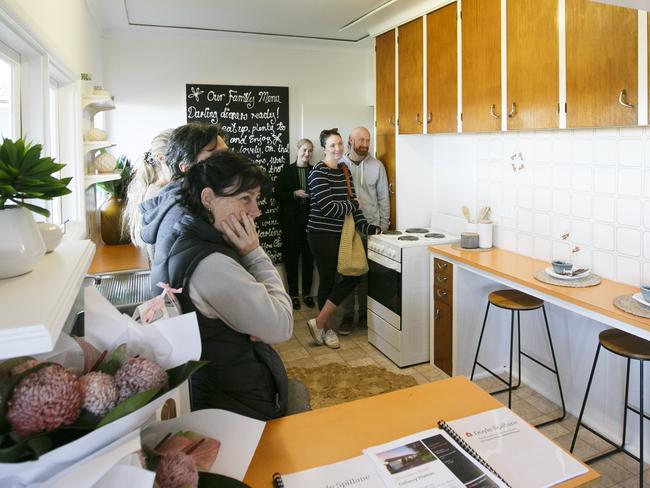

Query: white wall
[418,127,650,287]
[102,29,374,162]
[2,0,102,77]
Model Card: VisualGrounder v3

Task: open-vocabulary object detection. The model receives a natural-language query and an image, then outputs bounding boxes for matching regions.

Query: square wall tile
[534,189,551,211]
[477,161,489,181]
[518,187,533,208]
[617,199,641,227]
[489,161,502,180]
[617,255,641,286]
[571,166,592,192]
[593,224,615,250]
[534,237,551,261]
[593,140,617,165]
[617,168,642,196]
[517,233,533,256]
[500,229,517,251]
[573,139,593,165]
[618,139,643,166]
[551,240,571,262]
[592,251,615,280]
[517,208,534,233]
[643,262,650,284]
[553,140,571,163]
[535,140,552,162]
[552,165,571,189]
[593,167,616,193]
[534,164,551,187]
[477,182,489,202]
[552,191,571,215]
[617,227,641,257]
[644,233,650,260]
[534,213,551,236]
[489,140,503,160]
[571,220,592,247]
[571,194,591,219]
[593,196,615,222]
[645,202,650,228]
[551,215,571,240]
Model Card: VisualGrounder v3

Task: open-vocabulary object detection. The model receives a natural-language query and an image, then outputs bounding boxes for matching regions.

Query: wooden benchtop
[429,244,650,334]
[88,243,149,274]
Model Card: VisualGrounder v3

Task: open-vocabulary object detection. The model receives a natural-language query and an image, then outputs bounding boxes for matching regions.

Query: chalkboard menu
[186,84,289,263]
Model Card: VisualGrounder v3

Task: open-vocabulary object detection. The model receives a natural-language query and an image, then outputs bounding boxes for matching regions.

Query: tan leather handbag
[337,165,369,276]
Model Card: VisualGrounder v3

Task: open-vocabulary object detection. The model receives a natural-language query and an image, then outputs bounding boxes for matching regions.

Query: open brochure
[274,407,587,488]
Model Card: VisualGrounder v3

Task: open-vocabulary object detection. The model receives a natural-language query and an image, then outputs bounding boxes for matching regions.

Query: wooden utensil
[462,206,471,223]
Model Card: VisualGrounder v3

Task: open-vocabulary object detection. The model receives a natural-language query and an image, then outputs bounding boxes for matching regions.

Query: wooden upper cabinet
[426,3,457,134]
[375,30,395,136]
[398,17,424,134]
[461,0,501,132]
[566,0,637,128]
[507,0,558,130]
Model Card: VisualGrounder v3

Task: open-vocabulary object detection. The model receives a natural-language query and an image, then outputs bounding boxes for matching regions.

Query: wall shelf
[84,141,116,154]
[84,172,121,189]
[82,95,115,115]
[0,240,95,360]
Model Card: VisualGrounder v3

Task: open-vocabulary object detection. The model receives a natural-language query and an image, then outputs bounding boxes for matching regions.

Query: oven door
[367,250,401,320]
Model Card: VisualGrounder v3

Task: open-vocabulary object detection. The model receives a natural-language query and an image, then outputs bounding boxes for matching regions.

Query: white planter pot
[0,207,46,279]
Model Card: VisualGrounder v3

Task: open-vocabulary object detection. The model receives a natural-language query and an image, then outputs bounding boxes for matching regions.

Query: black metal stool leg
[571,343,602,453]
[508,310,515,408]
[471,302,491,381]
[534,305,566,427]
[514,310,522,389]
[622,358,631,449]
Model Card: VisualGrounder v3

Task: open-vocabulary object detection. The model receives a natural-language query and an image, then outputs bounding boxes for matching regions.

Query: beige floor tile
[313,352,346,365]
[346,357,379,368]
[279,348,310,362]
[555,433,599,460]
[591,457,637,486]
[526,391,562,414]
[307,343,341,357]
[338,348,367,362]
[274,338,305,352]
[285,357,319,369]
[538,420,570,440]
[509,398,544,422]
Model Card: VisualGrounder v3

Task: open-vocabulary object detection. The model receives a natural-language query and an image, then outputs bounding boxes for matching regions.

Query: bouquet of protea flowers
[0,288,204,486]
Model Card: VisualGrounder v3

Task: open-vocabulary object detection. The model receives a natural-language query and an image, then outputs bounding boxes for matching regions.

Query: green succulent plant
[97,155,132,200]
[0,138,72,217]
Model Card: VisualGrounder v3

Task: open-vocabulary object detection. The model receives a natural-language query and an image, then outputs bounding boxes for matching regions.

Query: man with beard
[339,126,390,334]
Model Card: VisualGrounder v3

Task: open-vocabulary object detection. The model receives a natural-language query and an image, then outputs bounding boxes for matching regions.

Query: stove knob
[390,250,397,258]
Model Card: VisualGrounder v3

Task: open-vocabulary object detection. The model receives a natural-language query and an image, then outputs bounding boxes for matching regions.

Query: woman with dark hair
[276,138,316,310]
[306,128,381,349]
[160,151,308,420]
[140,123,228,290]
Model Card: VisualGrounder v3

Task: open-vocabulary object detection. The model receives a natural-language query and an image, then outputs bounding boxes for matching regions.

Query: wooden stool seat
[599,329,650,361]
[488,289,544,311]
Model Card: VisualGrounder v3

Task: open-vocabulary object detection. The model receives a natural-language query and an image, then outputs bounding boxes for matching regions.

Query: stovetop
[369,228,460,260]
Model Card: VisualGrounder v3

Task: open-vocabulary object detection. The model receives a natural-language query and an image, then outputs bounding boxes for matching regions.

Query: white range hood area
[591,0,650,10]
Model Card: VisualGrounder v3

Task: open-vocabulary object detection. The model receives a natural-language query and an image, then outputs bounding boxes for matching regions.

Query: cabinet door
[434,298,453,376]
[375,134,396,230]
[461,0,501,132]
[566,0,637,128]
[398,17,424,134]
[376,30,395,136]
[426,3,457,134]
[507,0,558,130]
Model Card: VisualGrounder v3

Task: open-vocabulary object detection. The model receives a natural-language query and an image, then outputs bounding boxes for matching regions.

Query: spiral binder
[437,419,512,488]
[272,472,285,488]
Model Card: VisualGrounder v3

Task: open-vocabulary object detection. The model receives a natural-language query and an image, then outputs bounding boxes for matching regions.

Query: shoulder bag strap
[339,163,353,199]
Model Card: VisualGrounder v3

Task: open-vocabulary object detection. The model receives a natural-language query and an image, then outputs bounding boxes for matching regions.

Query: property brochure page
[363,429,508,488]
[445,407,587,488]
[275,455,383,487]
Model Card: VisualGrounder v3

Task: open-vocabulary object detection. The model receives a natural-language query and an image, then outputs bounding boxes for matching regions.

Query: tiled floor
[277,306,650,487]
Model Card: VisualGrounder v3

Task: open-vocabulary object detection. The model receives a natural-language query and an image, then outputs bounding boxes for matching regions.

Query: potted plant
[97,155,132,245]
[0,138,71,279]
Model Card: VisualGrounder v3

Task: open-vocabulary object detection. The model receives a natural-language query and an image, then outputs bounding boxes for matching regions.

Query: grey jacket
[341,153,390,230]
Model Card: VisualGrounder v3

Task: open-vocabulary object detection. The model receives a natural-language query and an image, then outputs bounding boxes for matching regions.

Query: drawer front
[433,300,453,376]
[434,258,452,277]
[434,283,452,306]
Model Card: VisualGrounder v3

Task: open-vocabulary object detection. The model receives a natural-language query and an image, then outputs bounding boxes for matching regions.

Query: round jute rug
[287,363,418,410]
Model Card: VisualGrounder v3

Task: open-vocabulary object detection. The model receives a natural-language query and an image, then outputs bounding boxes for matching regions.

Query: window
[0,51,19,140]
[47,80,62,225]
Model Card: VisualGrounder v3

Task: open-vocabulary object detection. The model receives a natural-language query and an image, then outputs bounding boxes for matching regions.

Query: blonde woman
[122,129,173,261]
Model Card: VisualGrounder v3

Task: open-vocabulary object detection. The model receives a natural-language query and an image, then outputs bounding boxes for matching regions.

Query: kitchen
[0,0,649,486]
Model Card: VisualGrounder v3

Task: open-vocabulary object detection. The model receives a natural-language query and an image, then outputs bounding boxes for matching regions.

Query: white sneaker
[307,318,324,346]
[323,329,340,349]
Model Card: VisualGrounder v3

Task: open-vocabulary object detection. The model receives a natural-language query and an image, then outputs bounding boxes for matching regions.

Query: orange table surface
[244,376,598,487]
[88,243,149,274]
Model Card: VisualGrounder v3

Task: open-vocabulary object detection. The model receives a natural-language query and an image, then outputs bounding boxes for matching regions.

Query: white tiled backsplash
[429,127,650,286]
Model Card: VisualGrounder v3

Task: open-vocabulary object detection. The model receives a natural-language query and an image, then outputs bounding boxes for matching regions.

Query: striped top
[306,161,377,235]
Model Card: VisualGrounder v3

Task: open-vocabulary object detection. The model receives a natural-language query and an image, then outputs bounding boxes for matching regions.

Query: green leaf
[0,436,40,462]
[15,201,50,217]
[96,387,161,428]
[198,471,251,488]
[97,343,128,375]
[167,360,209,389]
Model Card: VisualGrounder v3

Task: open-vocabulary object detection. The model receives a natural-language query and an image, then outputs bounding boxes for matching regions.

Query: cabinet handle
[436,261,448,270]
[388,115,395,126]
[437,275,448,283]
[489,104,501,119]
[619,89,634,109]
[388,182,395,195]
[436,289,448,298]
[508,102,517,118]
[427,112,432,123]
[416,113,423,125]
[434,308,440,320]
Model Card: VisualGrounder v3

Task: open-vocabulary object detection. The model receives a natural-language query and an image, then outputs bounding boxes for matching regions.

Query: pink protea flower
[79,371,119,416]
[7,364,82,438]
[155,451,199,488]
[114,357,167,402]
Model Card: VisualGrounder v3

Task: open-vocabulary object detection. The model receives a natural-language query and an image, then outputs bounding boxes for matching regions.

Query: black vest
[166,216,288,420]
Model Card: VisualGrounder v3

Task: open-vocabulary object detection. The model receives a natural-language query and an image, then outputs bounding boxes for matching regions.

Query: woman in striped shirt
[306,128,381,349]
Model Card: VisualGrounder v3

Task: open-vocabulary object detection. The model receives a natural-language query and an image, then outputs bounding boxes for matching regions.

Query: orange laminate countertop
[244,376,598,487]
[429,244,650,335]
[88,243,149,274]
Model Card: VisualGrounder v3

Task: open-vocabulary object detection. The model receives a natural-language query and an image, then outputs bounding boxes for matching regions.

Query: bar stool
[570,329,650,487]
[470,289,566,427]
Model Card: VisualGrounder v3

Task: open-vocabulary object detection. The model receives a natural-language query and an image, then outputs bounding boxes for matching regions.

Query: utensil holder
[477,222,493,249]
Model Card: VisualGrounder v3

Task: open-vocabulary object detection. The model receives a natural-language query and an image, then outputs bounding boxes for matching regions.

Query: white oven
[367,229,459,367]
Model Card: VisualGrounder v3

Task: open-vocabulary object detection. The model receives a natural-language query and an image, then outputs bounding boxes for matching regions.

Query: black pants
[282,223,313,297]
[307,232,361,309]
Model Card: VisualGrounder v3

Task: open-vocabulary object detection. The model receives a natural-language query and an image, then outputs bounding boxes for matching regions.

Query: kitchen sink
[92,270,155,317]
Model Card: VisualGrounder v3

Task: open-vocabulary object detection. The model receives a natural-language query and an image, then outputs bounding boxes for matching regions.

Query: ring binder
[437,419,512,488]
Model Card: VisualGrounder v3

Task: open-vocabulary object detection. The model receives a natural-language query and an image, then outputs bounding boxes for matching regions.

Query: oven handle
[367,250,401,272]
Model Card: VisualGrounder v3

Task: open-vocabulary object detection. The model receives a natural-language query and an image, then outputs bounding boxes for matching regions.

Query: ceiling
[87,0,439,43]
